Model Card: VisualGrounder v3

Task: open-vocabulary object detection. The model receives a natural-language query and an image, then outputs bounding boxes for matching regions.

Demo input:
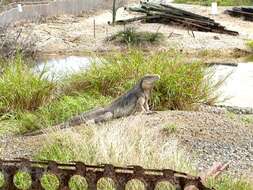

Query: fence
[0,158,214,190]
[0,0,120,27]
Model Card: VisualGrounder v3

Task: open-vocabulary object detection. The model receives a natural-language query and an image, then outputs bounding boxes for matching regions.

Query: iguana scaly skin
[26,74,160,136]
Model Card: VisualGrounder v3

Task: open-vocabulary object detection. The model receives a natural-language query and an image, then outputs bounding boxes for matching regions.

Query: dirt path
[1,108,253,178]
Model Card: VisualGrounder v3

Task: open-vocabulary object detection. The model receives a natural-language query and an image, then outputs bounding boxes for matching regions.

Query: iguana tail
[23,107,106,137]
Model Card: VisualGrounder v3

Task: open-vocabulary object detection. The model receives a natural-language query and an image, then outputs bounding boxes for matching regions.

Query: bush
[174,0,253,6]
[0,55,55,115]
[63,50,222,110]
[108,27,164,46]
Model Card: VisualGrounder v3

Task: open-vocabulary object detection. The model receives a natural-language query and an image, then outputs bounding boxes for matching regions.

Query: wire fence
[0,0,122,27]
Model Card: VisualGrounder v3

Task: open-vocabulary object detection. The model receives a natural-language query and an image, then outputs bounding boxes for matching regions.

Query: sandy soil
[12,1,253,61]
[1,107,253,179]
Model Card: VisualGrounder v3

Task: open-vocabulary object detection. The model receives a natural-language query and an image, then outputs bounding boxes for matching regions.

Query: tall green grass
[63,50,221,110]
[174,0,253,6]
[0,55,55,114]
[0,50,225,134]
[17,93,111,133]
[0,56,110,134]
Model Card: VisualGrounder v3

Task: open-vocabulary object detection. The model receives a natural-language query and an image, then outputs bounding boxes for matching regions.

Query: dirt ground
[13,1,253,62]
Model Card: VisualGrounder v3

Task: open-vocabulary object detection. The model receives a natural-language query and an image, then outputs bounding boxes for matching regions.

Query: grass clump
[0,55,55,114]
[174,0,253,6]
[241,115,253,124]
[247,40,253,51]
[64,50,221,110]
[108,27,164,46]
[207,176,253,190]
[162,123,177,134]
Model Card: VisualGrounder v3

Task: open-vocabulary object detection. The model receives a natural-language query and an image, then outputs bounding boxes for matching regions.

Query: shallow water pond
[213,63,253,108]
[34,56,92,79]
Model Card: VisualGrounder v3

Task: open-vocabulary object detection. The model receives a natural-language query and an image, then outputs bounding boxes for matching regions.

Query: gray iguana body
[27,74,160,136]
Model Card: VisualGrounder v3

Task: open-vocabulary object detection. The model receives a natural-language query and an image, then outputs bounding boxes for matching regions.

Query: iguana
[26,74,160,136]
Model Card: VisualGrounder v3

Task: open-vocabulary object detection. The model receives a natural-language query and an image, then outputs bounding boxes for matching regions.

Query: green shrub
[108,27,164,46]
[174,0,253,6]
[0,55,55,114]
[63,50,222,110]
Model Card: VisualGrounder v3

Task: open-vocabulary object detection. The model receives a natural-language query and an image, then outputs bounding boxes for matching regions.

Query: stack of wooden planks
[116,1,239,36]
[225,7,253,21]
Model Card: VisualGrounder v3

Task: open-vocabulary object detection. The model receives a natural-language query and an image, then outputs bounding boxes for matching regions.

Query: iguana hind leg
[94,112,113,123]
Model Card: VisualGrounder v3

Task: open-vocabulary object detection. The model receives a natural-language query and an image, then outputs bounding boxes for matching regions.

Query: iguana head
[141,74,160,90]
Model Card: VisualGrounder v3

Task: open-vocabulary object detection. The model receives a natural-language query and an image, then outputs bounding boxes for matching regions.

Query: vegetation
[162,123,177,134]
[31,122,253,190]
[247,40,253,51]
[174,0,253,6]
[108,28,164,46]
[34,120,196,190]
[207,176,253,190]
[63,50,222,110]
[0,55,55,114]
[0,50,225,134]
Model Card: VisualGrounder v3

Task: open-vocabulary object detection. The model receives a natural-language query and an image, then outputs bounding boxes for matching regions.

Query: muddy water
[36,56,253,108]
[213,63,253,108]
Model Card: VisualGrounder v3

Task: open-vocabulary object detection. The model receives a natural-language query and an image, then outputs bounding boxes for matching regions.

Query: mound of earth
[1,107,252,178]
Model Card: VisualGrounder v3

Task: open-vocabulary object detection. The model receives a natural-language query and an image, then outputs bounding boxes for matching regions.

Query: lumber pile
[225,7,253,21]
[116,1,238,36]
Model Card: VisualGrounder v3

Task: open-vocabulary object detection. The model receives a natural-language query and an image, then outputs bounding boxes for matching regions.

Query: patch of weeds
[108,27,164,46]
[226,111,237,120]
[162,123,177,134]
[246,40,253,51]
[241,115,253,125]
[207,175,253,190]
[197,49,222,59]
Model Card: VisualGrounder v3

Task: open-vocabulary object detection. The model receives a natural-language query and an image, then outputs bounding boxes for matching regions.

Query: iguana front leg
[144,100,150,111]
[135,97,146,114]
